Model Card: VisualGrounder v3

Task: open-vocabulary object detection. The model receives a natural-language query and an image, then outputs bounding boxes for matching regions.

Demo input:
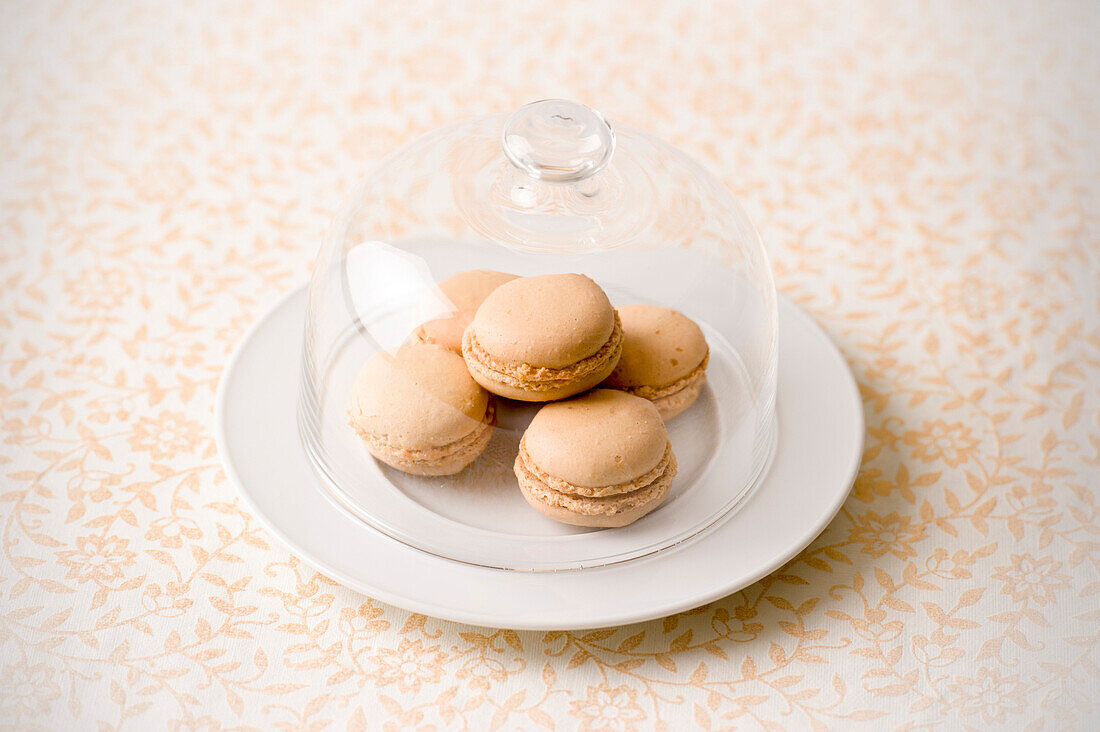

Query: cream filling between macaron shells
[462,312,624,392]
[350,401,496,473]
[515,437,674,498]
[608,350,709,418]
[515,440,678,517]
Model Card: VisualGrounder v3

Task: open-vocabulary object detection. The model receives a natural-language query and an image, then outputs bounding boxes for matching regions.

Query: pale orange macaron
[514,389,677,528]
[462,273,623,402]
[348,342,494,476]
[413,269,517,353]
[603,304,709,419]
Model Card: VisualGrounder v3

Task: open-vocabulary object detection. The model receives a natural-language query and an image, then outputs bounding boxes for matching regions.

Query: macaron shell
[605,304,708,389]
[414,270,517,352]
[471,273,615,368]
[515,446,676,528]
[521,389,668,487]
[516,437,674,498]
[462,315,622,402]
[355,412,494,476]
[349,343,490,448]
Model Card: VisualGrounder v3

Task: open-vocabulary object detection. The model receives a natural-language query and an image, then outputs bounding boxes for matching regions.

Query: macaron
[348,342,494,476]
[603,304,709,419]
[462,273,623,401]
[413,269,518,353]
[514,389,677,528]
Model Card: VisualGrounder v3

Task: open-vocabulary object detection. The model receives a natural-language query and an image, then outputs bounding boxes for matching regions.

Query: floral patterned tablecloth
[2,1,1099,729]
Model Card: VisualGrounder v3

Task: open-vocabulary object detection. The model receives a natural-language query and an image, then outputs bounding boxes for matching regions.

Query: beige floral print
[127,410,204,460]
[570,684,647,732]
[991,553,1072,606]
[56,534,137,584]
[0,663,60,722]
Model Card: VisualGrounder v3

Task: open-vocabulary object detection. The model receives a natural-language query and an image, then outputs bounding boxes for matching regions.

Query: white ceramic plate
[216,285,863,630]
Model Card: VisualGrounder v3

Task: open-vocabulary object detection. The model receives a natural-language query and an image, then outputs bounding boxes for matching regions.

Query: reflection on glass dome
[343,240,456,351]
[298,100,777,571]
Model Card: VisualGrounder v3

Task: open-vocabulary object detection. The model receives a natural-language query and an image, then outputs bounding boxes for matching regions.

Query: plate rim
[215,285,863,629]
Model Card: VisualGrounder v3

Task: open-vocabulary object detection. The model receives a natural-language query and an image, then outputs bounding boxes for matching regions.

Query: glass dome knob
[502,99,615,183]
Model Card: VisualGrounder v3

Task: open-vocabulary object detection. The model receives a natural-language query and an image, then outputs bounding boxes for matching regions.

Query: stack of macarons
[348,269,710,528]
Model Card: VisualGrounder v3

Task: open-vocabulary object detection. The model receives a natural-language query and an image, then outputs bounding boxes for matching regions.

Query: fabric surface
[2,1,1099,729]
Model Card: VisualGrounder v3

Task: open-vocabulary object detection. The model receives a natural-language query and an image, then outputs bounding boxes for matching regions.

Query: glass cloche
[298,100,777,571]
